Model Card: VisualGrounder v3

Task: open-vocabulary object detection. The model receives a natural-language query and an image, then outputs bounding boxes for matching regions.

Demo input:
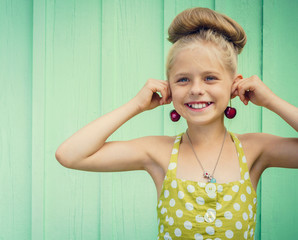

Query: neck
[186,121,227,146]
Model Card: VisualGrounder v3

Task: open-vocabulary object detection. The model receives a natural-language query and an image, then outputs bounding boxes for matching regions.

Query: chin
[185,114,224,126]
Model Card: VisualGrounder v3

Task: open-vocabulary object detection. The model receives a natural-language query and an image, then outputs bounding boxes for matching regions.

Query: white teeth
[188,103,207,109]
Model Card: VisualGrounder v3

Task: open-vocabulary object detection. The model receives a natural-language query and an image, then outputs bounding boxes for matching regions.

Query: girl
[55,7,298,240]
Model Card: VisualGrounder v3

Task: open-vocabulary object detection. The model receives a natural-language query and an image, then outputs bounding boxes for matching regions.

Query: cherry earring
[170,109,181,122]
[224,100,237,119]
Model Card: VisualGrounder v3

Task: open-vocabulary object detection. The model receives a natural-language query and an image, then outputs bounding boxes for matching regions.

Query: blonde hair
[166,7,247,80]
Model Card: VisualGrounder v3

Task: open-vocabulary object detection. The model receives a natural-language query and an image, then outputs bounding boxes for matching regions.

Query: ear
[233,74,243,83]
[230,74,243,99]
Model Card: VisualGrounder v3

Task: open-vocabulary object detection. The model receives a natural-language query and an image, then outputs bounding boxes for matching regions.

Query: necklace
[186,128,227,183]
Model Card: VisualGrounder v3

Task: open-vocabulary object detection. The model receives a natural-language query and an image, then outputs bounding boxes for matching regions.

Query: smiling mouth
[185,102,213,109]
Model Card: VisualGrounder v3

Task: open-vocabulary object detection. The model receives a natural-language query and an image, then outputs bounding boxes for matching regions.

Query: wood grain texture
[40,0,102,239]
[0,0,32,239]
[32,0,47,238]
[100,0,163,239]
[262,0,298,239]
[1,0,297,239]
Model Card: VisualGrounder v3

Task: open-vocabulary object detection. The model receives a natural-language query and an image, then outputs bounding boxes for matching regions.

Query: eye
[177,77,189,83]
[205,76,217,81]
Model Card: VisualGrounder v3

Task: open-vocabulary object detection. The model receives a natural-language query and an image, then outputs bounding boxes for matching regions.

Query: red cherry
[224,107,237,119]
[170,110,181,122]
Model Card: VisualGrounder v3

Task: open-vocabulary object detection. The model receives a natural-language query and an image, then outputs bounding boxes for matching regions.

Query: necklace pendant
[203,171,211,179]
[210,178,216,183]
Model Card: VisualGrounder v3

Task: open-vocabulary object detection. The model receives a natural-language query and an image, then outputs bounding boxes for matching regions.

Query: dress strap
[229,132,249,180]
[165,133,183,179]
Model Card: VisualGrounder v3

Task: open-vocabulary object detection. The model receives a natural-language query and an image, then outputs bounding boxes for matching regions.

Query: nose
[190,80,205,96]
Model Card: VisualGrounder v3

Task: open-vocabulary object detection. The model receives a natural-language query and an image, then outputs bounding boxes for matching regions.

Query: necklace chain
[186,128,227,183]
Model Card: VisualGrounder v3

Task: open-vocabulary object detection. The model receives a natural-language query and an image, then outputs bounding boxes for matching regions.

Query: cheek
[170,87,185,101]
[170,88,184,110]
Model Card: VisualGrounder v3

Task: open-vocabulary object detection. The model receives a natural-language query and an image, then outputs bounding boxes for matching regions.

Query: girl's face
[169,43,236,126]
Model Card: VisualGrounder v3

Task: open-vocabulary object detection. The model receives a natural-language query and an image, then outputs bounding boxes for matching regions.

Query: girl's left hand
[231,75,276,107]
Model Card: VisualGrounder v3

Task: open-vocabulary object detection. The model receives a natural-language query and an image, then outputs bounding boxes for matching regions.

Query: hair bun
[168,7,246,54]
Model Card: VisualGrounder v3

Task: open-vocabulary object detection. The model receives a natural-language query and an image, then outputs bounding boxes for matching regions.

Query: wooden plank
[32,0,46,239]
[0,0,32,239]
[262,0,298,239]
[100,0,164,239]
[43,0,102,239]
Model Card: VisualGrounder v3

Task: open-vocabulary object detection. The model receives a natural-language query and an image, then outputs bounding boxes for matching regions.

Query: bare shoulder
[139,134,176,169]
[233,132,298,170]
[234,132,271,164]
[137,135,177,188]
[233,132,271,190]
[234,132,265,154]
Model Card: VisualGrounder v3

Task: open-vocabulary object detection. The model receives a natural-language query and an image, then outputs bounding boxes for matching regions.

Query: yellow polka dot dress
[157,132,257,240]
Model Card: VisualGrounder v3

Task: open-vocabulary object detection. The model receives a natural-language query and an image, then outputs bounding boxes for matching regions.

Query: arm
[244,133,298,170]
[265,95,298,132]
[232,74,298,131]
[232,75,298,169]
[55,79,172,171]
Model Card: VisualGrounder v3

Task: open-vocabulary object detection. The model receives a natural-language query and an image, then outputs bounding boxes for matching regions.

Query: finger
[236,80,253,104]
[230,79,244,99]
[158,85,170,105]
[231,81,240,94]
[151,92,162,108]
[148,79,171,105]
[231,90,238,99]
[147,80,166,104]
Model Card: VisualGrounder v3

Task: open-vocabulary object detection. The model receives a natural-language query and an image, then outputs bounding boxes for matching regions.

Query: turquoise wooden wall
[1,0,297,239]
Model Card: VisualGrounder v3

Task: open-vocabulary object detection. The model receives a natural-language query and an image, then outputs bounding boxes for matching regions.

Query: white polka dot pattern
[217,185,223,192]
[194,233,203,240]
[244,172,249,180]
[171,180,177,188]
[178,191,184,199]
[176,209,183,218]
[243,212,248,221]
[187,184,195,193]
[241,194,247,202]
[232,185,239,192]
[169,198,175,207]
[168,217,174,225]
[185,202,194,211]
[174,228,181,237]
[184,221,192,230]
[157,132,257,239]
[215,219,222,227]
[233,203,240,211]
[196,196,205,205]
[164,190,169,198]
[172,148,178,155]
[246,186,251,194]
[236,221,242,229]
[195,215,204,223]
[224,211,233,219]
[223,195,232,201]
[206,226,215,235]
[168,162,176,170]
[225,230,234,238]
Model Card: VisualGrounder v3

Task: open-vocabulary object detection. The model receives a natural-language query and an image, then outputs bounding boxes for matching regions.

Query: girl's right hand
[133,79,172,112]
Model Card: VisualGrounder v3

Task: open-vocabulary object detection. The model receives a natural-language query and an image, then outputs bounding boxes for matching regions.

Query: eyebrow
[173,71,221,78]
